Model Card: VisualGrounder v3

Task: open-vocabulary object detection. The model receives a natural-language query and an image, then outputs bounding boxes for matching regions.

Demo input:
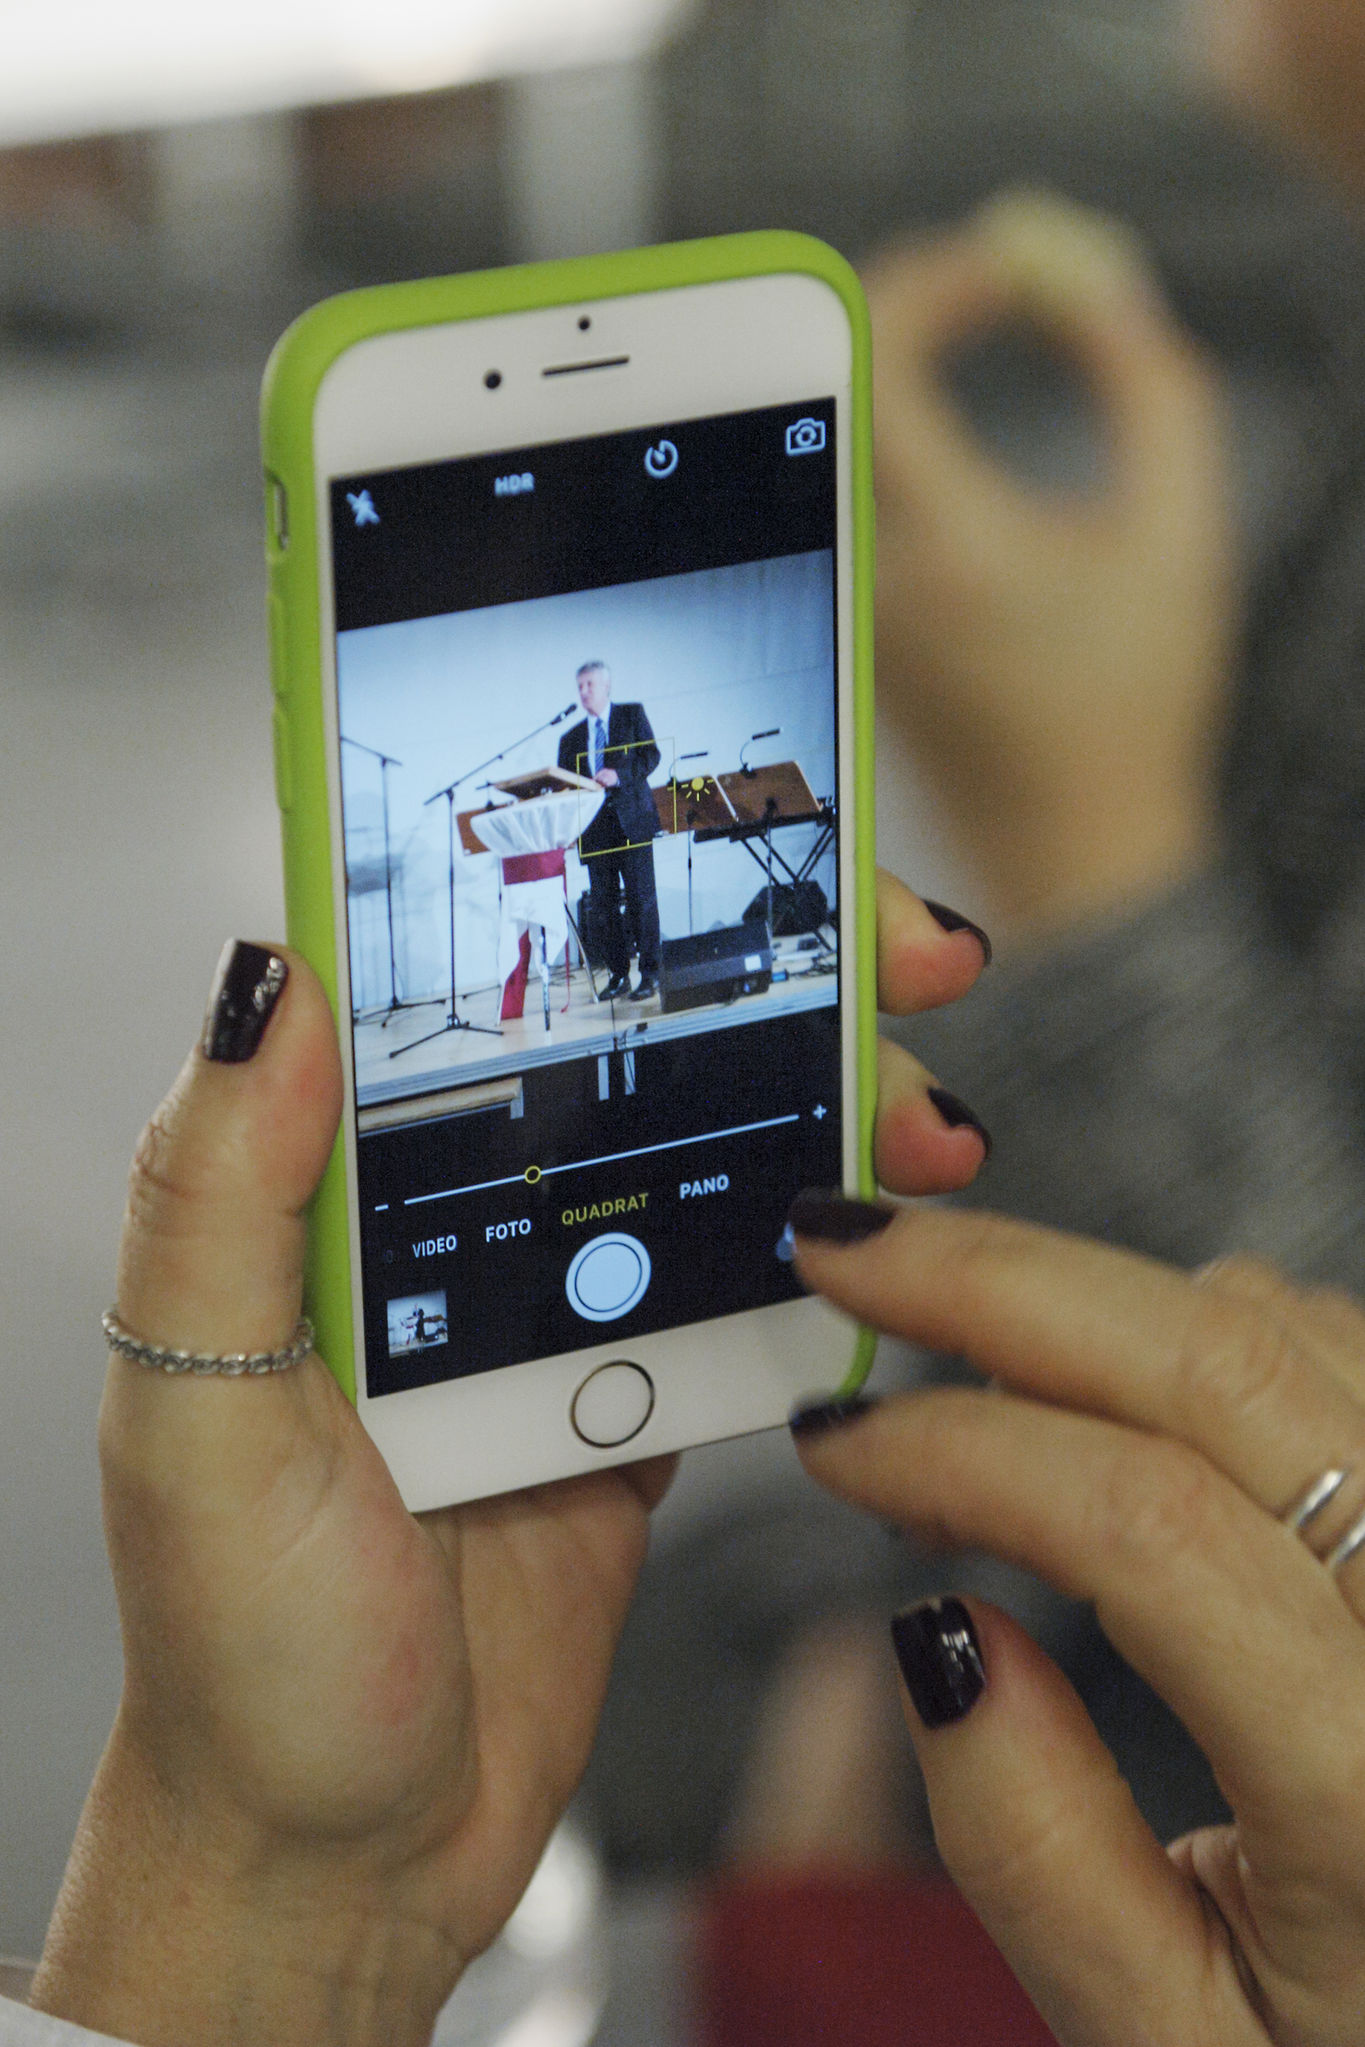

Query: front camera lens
[578,315,591,331]
[484,369,503,390]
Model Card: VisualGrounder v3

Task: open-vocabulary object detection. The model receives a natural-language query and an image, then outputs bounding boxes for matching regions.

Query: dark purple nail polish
[923,899,993,966]
[202,941,288,1064]
[891,1598,986,1728]
[789,1392,881,1437]
[928,1086,993,1159]
[787,1189,897,1243]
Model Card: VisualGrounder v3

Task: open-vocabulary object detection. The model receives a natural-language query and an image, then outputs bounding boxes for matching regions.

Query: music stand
[719,761,821,829]
[713,762,834,938]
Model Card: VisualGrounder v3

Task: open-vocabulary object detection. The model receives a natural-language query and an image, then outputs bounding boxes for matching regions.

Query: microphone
[552,701,577,722]
[740,727,781,775]
[679,750,708,761]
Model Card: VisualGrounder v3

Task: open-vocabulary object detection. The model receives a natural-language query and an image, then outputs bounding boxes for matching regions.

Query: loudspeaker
[577,888,628,970]
[659,920,773,1014]
[741,878,829,938]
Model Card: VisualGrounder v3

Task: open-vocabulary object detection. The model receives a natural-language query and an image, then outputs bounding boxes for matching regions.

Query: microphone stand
[464,700,580,798]
[677,750,708,936]
[341,736,440,1030]
[392,774,503,1055]
[390,702,580,1061]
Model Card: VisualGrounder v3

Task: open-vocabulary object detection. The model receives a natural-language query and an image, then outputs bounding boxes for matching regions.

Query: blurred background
[4,0,1364,2037]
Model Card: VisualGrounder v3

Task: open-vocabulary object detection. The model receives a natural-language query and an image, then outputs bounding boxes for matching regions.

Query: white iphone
[262,231,877,1510]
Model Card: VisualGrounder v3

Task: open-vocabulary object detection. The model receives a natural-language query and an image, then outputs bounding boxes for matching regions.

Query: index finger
[875,867,991,1015]
[793,1377,1365,1859]
[789,1202,1365,1547]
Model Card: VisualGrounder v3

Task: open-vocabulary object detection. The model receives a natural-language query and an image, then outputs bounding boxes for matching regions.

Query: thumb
[889,1598,1242,2046]
[103,940,345,1504]
[115,940,340,1355]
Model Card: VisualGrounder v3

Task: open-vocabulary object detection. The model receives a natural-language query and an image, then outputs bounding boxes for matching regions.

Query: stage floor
[354,939,838,1110]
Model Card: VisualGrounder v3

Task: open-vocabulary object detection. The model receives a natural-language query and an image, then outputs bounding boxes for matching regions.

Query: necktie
[592,717,605,775]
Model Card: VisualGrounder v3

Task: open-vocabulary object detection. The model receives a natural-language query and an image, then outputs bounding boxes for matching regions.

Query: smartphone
[261,232,876,1510]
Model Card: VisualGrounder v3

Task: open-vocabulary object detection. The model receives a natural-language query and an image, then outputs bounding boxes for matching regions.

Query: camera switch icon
[643,439,679,479]
[785,417,826,456]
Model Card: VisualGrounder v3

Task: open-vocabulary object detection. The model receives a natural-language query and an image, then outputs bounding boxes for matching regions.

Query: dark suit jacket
[559,700,661,854]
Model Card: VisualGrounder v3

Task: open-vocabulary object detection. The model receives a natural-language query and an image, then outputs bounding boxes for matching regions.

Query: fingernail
[927,1087,993,1159]
[786,1190,897,1243]
[891,1598,986,1728]
[202,941,289,1064]
[789,1392,881,1438]
[922,899,993,967]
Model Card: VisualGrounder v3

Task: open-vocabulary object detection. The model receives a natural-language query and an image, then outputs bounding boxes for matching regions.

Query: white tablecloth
[497,878,571,985]
[469,787,604,859]
[471,788,606,988]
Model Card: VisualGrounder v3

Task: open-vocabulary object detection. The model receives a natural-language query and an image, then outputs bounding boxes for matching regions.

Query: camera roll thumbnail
[387,1290,449,1357]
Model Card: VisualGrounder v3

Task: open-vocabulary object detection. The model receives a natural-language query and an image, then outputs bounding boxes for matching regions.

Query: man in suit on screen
[559,660,662,1002]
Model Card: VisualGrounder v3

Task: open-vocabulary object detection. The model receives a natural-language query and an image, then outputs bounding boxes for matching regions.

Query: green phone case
[260,230,878,1407]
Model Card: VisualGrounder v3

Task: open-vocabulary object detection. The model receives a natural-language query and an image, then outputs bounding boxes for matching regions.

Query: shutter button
[565,1232,651,1322]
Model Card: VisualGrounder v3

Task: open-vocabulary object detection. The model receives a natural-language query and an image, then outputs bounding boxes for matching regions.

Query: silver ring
[1326,1512,1365,1577]
[1282,1466,1365,1580]
[102,1310,314,1377]
[1283,1466,1350,1533]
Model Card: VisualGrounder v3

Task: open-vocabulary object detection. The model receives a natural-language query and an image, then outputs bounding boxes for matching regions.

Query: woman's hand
[870,191,1236,934]
[29,879,989,2047]
[790,1200,1365,2046]
[35,946,663,2047]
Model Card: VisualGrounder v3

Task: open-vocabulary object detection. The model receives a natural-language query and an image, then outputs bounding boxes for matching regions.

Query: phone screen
[329,399,843,1397]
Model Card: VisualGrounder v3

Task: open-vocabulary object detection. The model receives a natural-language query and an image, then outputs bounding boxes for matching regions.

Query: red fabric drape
[696,1873,1058,2047]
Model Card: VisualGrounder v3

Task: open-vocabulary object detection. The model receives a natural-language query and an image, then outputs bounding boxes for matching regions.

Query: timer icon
[643,439,679,479]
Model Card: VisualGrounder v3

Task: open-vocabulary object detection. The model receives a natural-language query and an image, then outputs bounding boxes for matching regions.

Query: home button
[571,1361,655,1448]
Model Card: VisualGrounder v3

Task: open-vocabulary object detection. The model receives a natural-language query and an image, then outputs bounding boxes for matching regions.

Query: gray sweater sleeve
[896,865,1365,1291]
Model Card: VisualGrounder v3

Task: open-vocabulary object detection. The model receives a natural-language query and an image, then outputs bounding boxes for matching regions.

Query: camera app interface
[331,400,842,1397]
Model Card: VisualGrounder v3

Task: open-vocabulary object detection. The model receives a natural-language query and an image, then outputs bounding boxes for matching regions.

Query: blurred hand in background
[869,191,1237,939]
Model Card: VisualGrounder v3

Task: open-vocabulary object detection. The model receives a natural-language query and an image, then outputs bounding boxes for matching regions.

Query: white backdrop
[338,549,836,1011]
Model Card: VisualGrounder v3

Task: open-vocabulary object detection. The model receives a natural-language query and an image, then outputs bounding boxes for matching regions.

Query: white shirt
[0,2000,134,2045]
